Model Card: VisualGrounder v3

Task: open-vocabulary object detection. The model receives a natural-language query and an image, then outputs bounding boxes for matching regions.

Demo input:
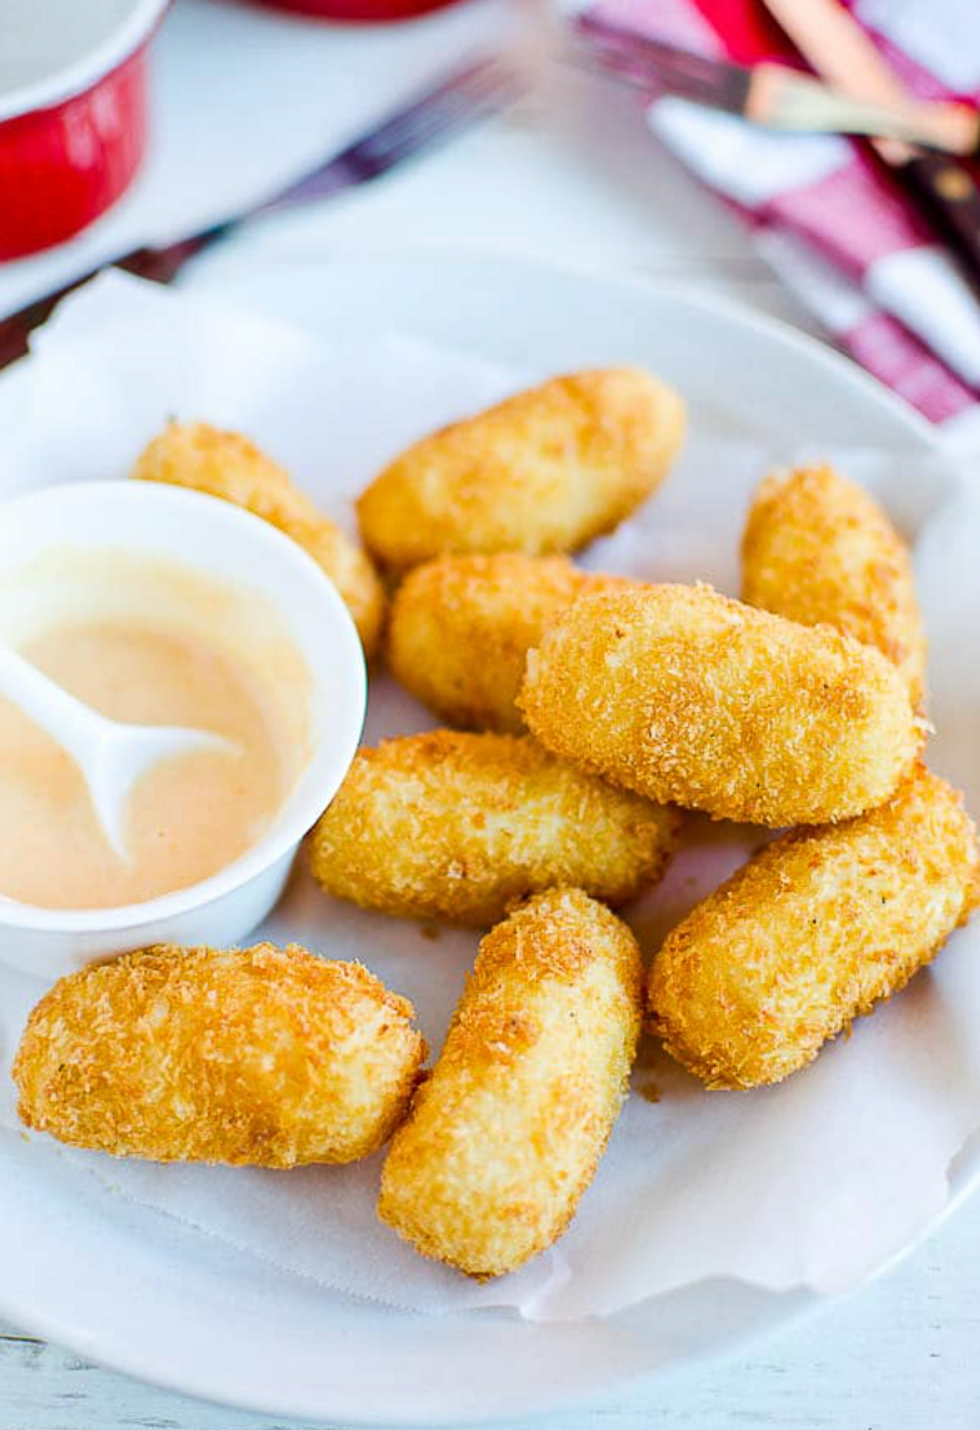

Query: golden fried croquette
[356,369,685,575]
[648,765,980,1089]
[519,582,921,827]
[386,553,632,733]
[378,888,642,1277]
[131,421,386,660]
[14,943,426,1167]
[309,730,680,926]
[741,464,926,704]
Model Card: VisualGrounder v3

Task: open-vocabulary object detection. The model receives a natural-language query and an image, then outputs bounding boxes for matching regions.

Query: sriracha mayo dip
[0,548,311,911]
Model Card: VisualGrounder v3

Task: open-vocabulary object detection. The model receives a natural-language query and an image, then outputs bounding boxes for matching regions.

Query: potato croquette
[742,464,926,703]
[14,943,426,1167]
[386,554,631,732]
[378,888,642,1277]
[131,421,386,660]
[309,730,680,926]
[519,582,921,827]
[648,766,980,1089]
[356,368,686,574]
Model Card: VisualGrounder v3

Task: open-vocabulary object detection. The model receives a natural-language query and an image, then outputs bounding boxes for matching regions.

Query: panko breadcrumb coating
[131,421,386,660]
[648,765,980,1089]
[14,943,426,1167]
[386,553,632,732]
[356,369,685,574]
[741,464,926,704]
[309,730,680,926]
[378,888,642,1277]
[519,582,921,827]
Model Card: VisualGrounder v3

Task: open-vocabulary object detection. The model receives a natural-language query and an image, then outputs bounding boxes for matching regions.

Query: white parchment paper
[0,273,978,1322]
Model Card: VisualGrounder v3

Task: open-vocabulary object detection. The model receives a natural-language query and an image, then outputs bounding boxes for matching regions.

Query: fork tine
[346,58,521,172]
[262,56,522,213]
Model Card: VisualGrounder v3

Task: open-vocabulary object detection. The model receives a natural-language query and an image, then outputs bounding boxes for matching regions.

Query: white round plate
[0,256,964,1427]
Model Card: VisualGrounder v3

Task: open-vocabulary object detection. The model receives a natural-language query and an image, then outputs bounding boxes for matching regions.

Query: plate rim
[179,246,941,449]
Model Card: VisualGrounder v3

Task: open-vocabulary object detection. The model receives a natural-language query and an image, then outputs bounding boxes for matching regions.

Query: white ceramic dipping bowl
[0,480,366,981]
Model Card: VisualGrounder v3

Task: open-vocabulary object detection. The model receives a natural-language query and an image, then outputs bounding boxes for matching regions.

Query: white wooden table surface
[3,0,980,1424]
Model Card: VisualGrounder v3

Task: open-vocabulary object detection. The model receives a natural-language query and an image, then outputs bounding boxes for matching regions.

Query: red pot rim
[0,0,170,125]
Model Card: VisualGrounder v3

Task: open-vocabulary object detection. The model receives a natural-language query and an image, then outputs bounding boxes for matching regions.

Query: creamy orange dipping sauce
[0,543,316,913]
[0,621,289,910]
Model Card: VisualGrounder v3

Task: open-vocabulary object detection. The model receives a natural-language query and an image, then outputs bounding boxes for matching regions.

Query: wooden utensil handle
[898,152,980,293]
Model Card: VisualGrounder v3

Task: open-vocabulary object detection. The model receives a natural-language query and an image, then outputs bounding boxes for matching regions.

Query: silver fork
[0,54,521,370]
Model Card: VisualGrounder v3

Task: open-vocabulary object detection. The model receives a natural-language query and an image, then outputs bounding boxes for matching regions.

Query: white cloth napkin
[1,273,979,1322]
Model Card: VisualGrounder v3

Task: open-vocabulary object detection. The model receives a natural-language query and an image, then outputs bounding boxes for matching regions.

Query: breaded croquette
[131,421,386,660]
[378,888,642,1277]
[741,464,926,703]
[14,943,426,1167]
[356,369,686,575]
[648,765,980,1089]
[519,582,921,827]
[386,553,631,733]
[309,730,680,926]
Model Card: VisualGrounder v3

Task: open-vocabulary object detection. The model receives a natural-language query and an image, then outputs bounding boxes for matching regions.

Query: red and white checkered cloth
[591,0,980,435]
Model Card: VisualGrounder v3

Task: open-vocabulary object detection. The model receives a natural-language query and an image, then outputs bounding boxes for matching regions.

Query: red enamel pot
[0,0,170,260]
[251,0,460,23]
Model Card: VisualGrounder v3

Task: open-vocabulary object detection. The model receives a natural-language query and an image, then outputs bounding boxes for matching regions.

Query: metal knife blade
[574,14,753,113]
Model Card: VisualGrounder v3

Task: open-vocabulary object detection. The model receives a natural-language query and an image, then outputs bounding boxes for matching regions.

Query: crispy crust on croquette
[131,421,386,659]
[14,943,426,1167]
[741,465,926,704]
[519,581,922,827]
[378,889,642,1277]
[356,369,686,574]
[648,765,980,1089]
[308,730,681,926]
[386,554,632,732]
